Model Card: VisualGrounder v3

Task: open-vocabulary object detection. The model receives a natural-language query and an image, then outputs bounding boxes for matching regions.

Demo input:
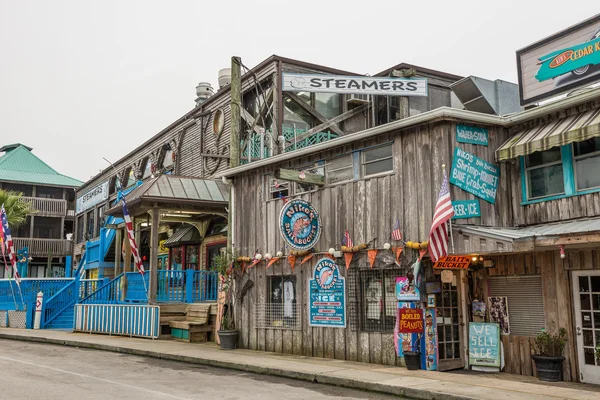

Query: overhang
[163,225,202,247]
[496,107,600,162]
[105,175,229,217]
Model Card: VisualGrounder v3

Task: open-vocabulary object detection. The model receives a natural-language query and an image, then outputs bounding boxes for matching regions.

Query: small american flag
[342,230,353,248]
[428,173,455,262]
[122,199,145,275]
[392,219,402,241]
[1,205,21,285]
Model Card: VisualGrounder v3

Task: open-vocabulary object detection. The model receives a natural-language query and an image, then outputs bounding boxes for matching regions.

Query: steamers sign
[283,72,428,96]
[279,199,322,251]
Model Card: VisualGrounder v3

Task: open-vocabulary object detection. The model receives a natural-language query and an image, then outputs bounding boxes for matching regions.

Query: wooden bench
[169,304,212,342]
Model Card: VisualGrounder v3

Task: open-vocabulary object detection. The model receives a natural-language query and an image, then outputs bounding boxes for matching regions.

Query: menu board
[469,322,501,368]
[449,147,499,204]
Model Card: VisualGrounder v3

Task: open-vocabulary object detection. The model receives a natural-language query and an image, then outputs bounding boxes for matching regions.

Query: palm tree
[0,189,37,228]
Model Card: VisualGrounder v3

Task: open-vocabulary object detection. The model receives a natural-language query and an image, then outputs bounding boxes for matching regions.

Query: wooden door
[572,270,600,384]
[435,270,466,371]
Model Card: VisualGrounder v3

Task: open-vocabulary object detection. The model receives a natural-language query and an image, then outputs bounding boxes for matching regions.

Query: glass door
[572,271,600,384]
[434,270,465,371]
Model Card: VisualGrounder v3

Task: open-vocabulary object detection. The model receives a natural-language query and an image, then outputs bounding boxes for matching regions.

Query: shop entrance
[432,270,465,371]
[572,270,600,384]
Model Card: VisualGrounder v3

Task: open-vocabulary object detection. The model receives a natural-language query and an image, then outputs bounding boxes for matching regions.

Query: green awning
[496,107,600,162]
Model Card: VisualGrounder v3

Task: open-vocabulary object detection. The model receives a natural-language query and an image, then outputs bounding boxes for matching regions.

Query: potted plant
[404,334,422,370]
[213,249,239,350]
[532,328,568,382]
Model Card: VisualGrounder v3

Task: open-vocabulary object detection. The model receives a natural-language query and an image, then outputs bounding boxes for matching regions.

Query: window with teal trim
[524,147,565,200]
[574,138,600,191]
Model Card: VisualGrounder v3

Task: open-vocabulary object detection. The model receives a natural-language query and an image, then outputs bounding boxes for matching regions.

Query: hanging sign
[433,255,471,270]
[441,270,453,283]
[456,125,489,146]
[158,240,168,254]
[469,322,501,368]
[449,147,499,204]
[76,181,109,214]
[308,258,346,328]
[399,308,424,334]
[283,72,428,96]
[452,200,481,219]
[279,199,322,251]
[396,277,420,301]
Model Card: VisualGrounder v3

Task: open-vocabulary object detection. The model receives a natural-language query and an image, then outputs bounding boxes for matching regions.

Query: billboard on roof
[517,14,600,106]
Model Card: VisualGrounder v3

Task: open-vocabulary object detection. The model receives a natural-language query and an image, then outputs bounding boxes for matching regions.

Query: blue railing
[41,280,77,328]
[80,274,123,304]
[125,272,149,302]
[157,270,218,303]
[79,279,103,300]
[0,278,74,310]
[157,270,185,302]
[74,304,160,339]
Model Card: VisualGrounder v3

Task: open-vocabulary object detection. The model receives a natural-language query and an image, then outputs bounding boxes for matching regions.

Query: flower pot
[404,351,421,370]
[532,355,564,382]
[218,330,239,350]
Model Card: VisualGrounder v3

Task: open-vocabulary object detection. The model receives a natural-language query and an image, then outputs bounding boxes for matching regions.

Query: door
[572,270,600,384]
[433,270,465,371]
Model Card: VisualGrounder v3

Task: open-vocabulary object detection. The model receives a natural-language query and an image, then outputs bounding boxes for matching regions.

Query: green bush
[533,328,568,357]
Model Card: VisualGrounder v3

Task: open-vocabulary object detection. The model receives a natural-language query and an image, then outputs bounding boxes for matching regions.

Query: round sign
[213,108,224,136]
[441,269,453,283]
[314,258,340,290]
[279,199,321,251]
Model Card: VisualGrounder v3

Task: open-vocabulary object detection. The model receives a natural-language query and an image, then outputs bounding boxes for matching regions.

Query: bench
[169,304,212,342]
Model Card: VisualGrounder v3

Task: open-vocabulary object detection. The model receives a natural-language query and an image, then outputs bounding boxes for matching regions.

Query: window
[142,158,152,179]
[76,214,84,243]
[524,147,564,200]
[97,204,107,230]
[574,138,600,191]
[163,147,174,169]
[348,264,402,333]
[362,145,393,177]
[253,276,298,329]
[86,209,95,239]
[315,92,341,119]
[488,275,544,336]
[326,154,353,184]
[268,176,289,200]
[294,164,324,194]
[125,168,136,188]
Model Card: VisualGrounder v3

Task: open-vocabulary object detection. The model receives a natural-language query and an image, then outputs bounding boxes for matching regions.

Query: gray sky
[1,1,598,183]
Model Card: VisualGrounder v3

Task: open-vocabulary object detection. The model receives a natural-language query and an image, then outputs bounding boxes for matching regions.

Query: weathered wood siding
[232,120,510,365]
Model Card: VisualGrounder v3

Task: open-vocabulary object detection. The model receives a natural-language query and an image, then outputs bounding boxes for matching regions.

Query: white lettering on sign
[76,181,109,214]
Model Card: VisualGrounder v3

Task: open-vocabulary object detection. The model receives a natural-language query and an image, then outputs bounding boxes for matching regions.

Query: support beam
[275,168,325,186]
[292,103,370,143]
[114,228,122,276]
[285,92,344,136]
[149,207,159,304]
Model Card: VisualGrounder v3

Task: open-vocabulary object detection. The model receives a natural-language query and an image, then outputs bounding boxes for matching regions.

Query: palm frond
[0,189,37,228]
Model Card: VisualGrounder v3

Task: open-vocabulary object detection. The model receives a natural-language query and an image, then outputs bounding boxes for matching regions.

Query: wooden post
[114,228,122,276]
[228,56,241,250]
[149,207,159,304]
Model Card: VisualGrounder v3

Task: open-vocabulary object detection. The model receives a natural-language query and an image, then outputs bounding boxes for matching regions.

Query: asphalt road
[0,339,402,400]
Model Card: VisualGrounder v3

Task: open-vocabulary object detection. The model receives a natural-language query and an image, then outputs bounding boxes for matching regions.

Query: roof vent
[450,76,521,116]
[195,82,214,106]
[218,68,232,88]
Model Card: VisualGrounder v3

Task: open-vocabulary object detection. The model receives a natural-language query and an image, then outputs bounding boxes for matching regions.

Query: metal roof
[106,175,229,215]
[496,107,600,161]
[455,217,600,242]
[163,225,202,247]
[0,144,83,187]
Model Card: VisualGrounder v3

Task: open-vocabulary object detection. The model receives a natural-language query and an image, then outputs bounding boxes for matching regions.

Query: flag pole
[442,164,456,254]
[2,253,18,310]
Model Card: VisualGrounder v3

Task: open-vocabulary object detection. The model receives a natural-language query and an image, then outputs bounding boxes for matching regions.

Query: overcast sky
[0,1,598,183]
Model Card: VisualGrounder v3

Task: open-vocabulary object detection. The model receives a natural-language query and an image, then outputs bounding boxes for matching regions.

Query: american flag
[342,230,353,248]
[1,205,21,284]
[392,219,402,241]
[122,199,145,275]
[428,174,454,262]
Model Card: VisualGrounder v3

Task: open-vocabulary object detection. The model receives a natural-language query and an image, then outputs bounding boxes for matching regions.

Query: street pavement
[0,339,400,400]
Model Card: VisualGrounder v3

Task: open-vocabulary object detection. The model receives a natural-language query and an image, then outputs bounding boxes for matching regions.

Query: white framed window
[361,144,393,177]
[524,147,564,200]
[268,176,289,200]
[574,138,600,191]
[325,154,353,185]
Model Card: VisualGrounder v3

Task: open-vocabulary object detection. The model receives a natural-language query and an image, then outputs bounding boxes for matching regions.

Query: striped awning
[496,107,600,162]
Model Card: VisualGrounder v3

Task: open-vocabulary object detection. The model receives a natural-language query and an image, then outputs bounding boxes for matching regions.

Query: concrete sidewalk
[0,329,599,400]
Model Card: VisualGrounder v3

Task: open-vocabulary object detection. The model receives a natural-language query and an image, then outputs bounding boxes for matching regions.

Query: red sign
[399,308,424,334]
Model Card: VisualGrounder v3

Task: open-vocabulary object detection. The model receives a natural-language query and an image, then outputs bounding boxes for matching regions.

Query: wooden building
[219,86,600,383]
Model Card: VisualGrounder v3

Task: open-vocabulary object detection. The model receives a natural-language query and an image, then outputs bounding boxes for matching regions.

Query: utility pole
[227,56,241,250]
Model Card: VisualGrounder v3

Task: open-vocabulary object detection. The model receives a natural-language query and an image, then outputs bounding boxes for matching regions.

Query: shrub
[533,328,568,357]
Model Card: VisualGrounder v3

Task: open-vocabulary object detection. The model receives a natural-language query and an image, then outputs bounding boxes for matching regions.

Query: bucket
[404,351,421,370]
[218,330,239,350]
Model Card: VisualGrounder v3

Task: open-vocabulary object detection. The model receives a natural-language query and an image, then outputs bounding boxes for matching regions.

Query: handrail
[41,280,76,327]
[80,273,123,304]
[21,196,67,217]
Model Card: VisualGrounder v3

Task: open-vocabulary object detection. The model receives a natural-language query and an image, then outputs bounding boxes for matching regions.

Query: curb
[0,332,477,400]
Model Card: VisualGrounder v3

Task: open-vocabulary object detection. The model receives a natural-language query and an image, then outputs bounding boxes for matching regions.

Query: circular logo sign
[314,258,339,290]
[279,199,321,251]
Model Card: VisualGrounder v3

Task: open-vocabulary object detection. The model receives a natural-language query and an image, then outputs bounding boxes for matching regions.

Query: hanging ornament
[383,242,391,250]
[276,251,284,258]
[300,253,314,265]
[392,246,403,262]
[267,257,279,269]
[288,255,297,271]
[299,171,306,180]
[264,253,273,261]
[274,180,280,188]
[367,249,378,269]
